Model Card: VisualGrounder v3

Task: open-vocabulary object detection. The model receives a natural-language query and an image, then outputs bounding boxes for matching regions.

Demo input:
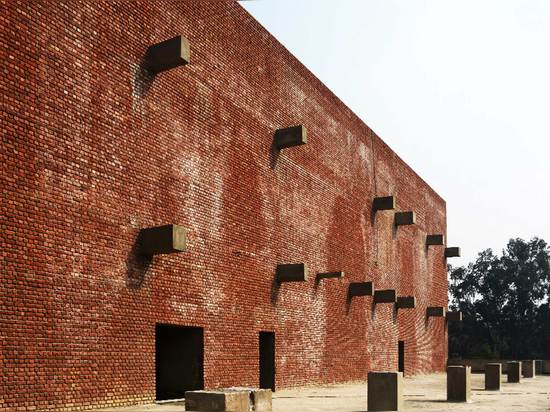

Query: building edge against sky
[1,1,454,410]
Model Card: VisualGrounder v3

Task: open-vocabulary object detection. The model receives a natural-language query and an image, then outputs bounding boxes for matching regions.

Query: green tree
[449,238,550,359]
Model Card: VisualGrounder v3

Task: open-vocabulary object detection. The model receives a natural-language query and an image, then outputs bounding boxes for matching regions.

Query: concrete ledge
[374,289,396,304]
[394,211,416,226]
[427,307,445,317]
[367,371,403,411]
[373,196,395,212]
[446,311,462,322]
[139,224,187,255]
[396,296,416,309]
[522,360,535,378]
[447,365,471,402]
[274,125,307,149]
[276,263,308,283]
[426,234,445,246]
[145,35,190,73]
[349,282,373,297]
[445,247,461,258]
[485,363,501,391]
[507,361,522,383]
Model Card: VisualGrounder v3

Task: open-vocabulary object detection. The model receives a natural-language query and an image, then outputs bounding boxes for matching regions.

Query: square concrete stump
[522,360,535,378]
[367,371,403,411]
[507,361,522,383]
[185,390,250,412]
[139,224,187,255]
[274,125,307,149]
[447,365,471,402]
[276,263,307,283]
[145,35,190,73]
[535,360,544,375]
[485,363,501,391]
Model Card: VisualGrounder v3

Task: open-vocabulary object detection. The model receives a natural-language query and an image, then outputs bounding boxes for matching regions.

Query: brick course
[0,1,447,410]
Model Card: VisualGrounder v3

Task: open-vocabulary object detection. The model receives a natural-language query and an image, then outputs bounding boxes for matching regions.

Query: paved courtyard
[100,373,550,411]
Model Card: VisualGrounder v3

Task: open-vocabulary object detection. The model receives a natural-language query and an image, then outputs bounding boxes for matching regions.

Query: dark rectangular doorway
[398,340,405,375]
[155,324,204,401]
[259,332,275,391]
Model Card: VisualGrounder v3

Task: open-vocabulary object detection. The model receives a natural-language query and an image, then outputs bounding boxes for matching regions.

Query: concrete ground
[99,373,550,411]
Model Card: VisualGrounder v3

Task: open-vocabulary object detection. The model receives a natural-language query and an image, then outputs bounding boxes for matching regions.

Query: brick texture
[0,1,448,410]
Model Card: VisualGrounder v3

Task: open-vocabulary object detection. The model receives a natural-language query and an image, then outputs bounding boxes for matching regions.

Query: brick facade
[0,1,448,410]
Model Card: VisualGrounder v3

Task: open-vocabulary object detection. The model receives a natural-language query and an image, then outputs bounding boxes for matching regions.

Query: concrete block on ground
[225,387,272,411]
[145,35,190,73]
[507,361,522,383]
[374,289,397,304]
[544,360,550,374]
[276,263,307,283]
[447,365,471,402]
[427,306,445,317]
[445,247,461,258]
[349,282,373,297]
[535,360,544,375]
[373,196,395,212]
[185,390,250,412]
[426,234,445,246]
[274,125,307,149]
[396,296,416,309]
[485,363,501,391]
[367,371,403,411]
[522,360,535,378]
[394,211,416,226]
[139,224,187,255]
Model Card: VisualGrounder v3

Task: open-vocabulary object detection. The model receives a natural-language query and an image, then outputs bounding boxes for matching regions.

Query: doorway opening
[155,324,204,401]
[398,340,405,375]
[259,332,275,391]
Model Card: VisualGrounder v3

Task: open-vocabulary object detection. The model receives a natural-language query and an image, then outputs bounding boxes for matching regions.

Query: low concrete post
[185,390,250,412]
[522,360,535,378]
[367,371,403,411]
[447,365,471,402]
[485,363,501,391]
[507,361,521,383]
[535,360,544,375]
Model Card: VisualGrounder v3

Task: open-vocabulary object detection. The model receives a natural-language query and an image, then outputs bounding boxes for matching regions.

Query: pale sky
[239,0,550,266]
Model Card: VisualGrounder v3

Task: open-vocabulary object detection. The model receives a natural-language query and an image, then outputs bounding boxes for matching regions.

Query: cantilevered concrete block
[316,271,344,281]
[396,296,416,309]
[274,125,307,149]
[185,390,250,412]
[367,372,403,411]
[485,363,501,391]
[446,311,463,322]
[522,360,535,378]
[535,360,544,375]
[394,211,416,226]
[276,263,307,283]
[427,306,445,317]
[349,282,373,297]
[374,289,397,304]
[145,35,190,74]
[373,196,395,212]
[507,361,521,383]
[447,365,471,402]
[426,234,445,246]
[445,247,461,258]
[139,224,186,256]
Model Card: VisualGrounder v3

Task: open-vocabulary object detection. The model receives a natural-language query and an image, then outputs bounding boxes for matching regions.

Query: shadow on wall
[132,57,156,98]
[126,231,153,288]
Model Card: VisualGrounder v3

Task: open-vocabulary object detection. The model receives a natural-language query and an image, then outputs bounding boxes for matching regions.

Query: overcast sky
[240,0,550,266]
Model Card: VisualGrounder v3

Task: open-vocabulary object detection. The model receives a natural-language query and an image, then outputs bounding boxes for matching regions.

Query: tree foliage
[448,237,550,359]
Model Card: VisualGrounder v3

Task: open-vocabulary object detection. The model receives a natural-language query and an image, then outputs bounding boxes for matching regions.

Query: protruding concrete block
[394,211,416,226]
[396,296,416,309]
[446,311,463,322]
[145,35,190,74]
[274,125,307,149]
[367,371,403,411]
[373,196,395,212]
[276,263,307,283]
[535,360,544,375]
[316,271,344,281]
[485,363,501,391]
[426,234,445,246]
[445,247,461,258]
[522,360,535,378]
[427,306,445,317]
[507,361,521,383]
[139,224,187,255]
[349,282,373,297]
[225,388,272,411]
[447,365,471,402]
[185,390,250,412]
[374,289,397,304]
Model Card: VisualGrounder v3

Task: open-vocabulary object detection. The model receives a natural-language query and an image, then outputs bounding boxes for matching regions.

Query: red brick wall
[0,1,447,410]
